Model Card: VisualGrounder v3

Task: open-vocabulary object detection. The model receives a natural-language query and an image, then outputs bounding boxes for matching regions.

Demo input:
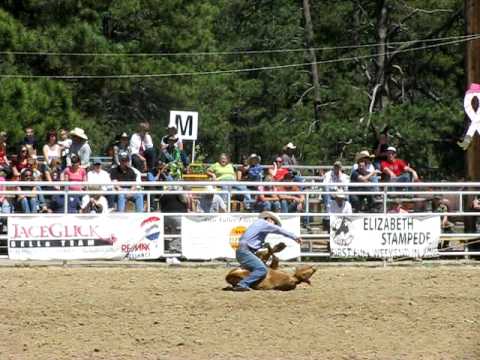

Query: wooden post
[464,0,480,235]
[465,0,480,181]
[303,0,321,121]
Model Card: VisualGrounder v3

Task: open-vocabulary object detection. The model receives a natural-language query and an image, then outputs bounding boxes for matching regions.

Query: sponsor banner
[8,214,164,261]
[330,215,440,258]
[181,215,301,260]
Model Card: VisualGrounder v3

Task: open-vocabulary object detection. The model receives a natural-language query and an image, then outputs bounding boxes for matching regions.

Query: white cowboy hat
[354,150,375,162]
[259,211,282,226]
[285,142,296,149]
[70,127,88,140]
[334,192,347,199]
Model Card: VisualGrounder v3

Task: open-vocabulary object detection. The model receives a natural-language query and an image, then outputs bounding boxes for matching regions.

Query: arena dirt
[0,265,478,359]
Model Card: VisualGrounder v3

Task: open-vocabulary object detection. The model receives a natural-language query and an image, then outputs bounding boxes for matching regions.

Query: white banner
[330,215,440,258]
[8,214,164,260]
[169,110,198,140]
[181,215,301,260]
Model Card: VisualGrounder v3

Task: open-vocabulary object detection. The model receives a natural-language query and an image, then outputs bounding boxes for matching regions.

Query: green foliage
[0,0,469,179]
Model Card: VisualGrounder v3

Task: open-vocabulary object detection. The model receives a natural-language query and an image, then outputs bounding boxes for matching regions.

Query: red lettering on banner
[121,243,150,253]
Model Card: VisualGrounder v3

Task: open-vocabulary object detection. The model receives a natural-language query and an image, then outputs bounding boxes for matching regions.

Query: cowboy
[69,127,91,168]
[232,211,302,291]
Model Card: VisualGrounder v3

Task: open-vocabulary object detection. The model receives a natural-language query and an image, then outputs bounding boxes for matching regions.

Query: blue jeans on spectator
[117,193,144,212]
[255,200,281,212]
[19,197,38,213]
[280,199,300,213]
[221,183,252,210]
[1,199,11,214]
[235,247,268,289]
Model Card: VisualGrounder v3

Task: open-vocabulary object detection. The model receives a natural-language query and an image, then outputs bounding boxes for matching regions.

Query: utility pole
[464,0,480,233]
[303,0,321,121]
[465,0,480,181]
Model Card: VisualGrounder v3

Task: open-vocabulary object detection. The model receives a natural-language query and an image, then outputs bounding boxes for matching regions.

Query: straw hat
[354,150,374,162]
[70,127,88,140]
[259,211,282,226]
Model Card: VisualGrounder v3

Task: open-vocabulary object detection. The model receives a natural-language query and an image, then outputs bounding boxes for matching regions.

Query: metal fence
[1,180,480,259]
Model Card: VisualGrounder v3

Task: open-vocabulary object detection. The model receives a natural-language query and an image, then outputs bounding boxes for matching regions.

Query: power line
[0,34,477,58]
[0,35,478,79]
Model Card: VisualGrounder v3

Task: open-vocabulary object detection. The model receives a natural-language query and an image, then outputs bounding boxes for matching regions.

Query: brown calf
[225,243,316,291]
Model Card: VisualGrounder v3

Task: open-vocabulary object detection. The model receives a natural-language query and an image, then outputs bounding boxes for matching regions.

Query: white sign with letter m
[169,110,198,140]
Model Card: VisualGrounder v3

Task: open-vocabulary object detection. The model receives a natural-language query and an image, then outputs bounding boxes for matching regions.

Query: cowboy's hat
[354,150,375,162]
[259,211,282,226]
[70,127,88,140]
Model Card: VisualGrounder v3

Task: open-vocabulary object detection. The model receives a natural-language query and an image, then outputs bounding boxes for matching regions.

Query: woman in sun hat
[231,211,302,291]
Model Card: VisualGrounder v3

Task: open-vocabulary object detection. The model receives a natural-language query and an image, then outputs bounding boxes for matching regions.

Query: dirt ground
[0,264,478,360]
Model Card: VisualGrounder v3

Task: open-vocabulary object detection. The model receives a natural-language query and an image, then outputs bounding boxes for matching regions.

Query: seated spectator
[246,154,263,181]
[268,156,289,181]
[161,125,184,151]
[236,154,249,181]
[322,160,350,213]
[197,186,226,213]
[16,168,47,213]
[110,151,144,212]
[80,186,109,214]
[11,146,31,179]
[20,127,38,157]
[0,133,11,177]
[147,160,173,182]
[388,200,408,213]
[373,129,391,169]
[61,154,87,213]
[207,153,251,210]
[87,159,115,209]
[330,192,352,214]
[0,170,12,214]
[69,128,91,168]
[42,130,62,165]
[277,170,304,213]
[254,175,281,212]
[281,142,299,167]
[350,158,381,212]
[112,132,132,167]
[380,146,419,183]
[130,121,155,172]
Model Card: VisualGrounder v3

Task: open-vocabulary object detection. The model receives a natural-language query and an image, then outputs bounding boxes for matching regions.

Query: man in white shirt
[323,160,350,213]
[130,122,155,172]
[87,160,114,209]
[330,192,352,214]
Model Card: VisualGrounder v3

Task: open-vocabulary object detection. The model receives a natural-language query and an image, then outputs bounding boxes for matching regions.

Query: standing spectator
[380,146,419,183]
[42,130,62,165]
[61,154,87,213]
[58,128,72,169]
[277,170,304,213]
[268,156,289,181]
[113,132,132,167]
[322,161,350,213]
[350,159,381,212]
[69,127,91,168]
[281,142,299,167]
[110,151,144,212]
[130,121,155,172]
[373,129,390,169]
[20,127,38,157]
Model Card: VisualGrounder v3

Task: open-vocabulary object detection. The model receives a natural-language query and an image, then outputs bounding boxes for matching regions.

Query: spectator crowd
[0,123,425,216]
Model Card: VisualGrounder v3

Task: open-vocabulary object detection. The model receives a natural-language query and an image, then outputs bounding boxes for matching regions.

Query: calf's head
[294,265,316,285]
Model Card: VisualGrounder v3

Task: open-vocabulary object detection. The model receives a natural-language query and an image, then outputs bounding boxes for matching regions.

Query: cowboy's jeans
[235,247,267,289]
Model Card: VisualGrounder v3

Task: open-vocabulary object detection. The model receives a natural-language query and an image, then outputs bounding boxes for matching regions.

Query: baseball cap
[387,146,397,153]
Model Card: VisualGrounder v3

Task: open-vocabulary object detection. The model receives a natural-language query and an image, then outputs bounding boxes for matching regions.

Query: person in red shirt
[380,146,419,183]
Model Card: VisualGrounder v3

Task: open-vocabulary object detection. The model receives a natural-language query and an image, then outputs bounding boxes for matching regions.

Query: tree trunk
[302,0,321,121]
[375,0,389,110]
